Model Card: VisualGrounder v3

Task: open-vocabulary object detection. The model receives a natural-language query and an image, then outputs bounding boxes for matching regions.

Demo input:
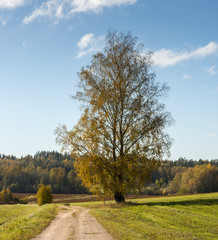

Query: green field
[89,193,218,240]
[0,193,217,240]
[0,204,57,240]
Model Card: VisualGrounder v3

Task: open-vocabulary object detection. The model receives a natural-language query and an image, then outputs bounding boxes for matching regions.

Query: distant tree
[181,164,218,193]
[6,188,13,203]
[56,31,173,203]
[36,184,53,206]
[0,187,13,203]
[168,172,182,193]
[0,187,7,203]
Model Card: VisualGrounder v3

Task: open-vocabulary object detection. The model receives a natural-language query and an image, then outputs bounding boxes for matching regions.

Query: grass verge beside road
[89,193,218,240]
[0,204,57,240]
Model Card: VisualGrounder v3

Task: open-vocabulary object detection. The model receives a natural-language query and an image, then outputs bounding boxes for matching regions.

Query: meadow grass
[84,193,218,240]
[0,204,57,240]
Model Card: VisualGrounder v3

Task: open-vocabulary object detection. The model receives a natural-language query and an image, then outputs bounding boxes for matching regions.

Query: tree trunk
[114,192,125,203]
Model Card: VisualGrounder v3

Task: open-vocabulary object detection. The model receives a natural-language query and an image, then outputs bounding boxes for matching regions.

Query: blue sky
[0,0,217,160]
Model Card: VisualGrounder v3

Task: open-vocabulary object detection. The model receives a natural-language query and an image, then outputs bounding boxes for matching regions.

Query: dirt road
[32,206,113,240]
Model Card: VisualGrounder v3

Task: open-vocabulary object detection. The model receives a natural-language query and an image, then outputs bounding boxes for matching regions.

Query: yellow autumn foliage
[56,31,172,203]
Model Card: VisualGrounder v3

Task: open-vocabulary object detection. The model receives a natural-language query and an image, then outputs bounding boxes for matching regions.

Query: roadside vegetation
[87,193,218,240]
[0,204,57,240]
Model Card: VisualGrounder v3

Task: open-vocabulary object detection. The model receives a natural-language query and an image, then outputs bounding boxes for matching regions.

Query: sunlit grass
[86,193,218,240]
[0,204,57,240]
[3,193,216,240]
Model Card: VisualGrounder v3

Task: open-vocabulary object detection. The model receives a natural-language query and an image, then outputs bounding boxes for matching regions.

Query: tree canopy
[56,31,173,203]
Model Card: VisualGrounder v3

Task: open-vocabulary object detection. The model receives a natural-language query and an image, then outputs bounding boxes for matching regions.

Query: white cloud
[183,74,192,80]
[78,33,94,49]
[23,1,57,24]
[206,65,218,75]
[76,33,105,58]
[70,0,137,14]
[0,0,26,9]
[23,0,137,24]
[208,133,215,137]
[153,42,218,68]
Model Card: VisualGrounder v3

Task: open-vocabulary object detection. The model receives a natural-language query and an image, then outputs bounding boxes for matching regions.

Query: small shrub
[13,197,20,204]
[27,195,37,203]
[21,195,37,204]
[36,184,53,206]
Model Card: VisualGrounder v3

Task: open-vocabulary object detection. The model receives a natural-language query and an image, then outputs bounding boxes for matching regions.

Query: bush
[143,184,162,195]
[36,184,53,206]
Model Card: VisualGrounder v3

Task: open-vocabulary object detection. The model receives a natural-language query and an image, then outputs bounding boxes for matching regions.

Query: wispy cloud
[206,65,218,75]
[0,15,9,25]
[23,0,137,24]
[153,42,218,68]
[0,0,26,9]
[78,33,95,49]
[76,33,104,58]
[183,74,192,80]
[201,86,218,95]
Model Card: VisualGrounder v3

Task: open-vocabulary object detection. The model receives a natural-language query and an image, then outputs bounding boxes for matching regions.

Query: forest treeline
[0,151,217,194]
[0,151,88,194]
[150,158,218,195]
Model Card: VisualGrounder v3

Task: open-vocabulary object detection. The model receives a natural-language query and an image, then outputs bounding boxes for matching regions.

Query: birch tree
[56,31,173,203]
